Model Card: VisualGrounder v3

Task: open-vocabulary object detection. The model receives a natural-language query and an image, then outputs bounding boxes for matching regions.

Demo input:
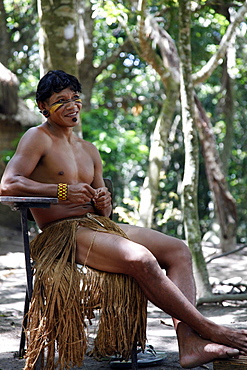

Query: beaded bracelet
[57,183,68,201]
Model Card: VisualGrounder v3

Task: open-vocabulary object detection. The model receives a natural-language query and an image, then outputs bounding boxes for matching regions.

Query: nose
[65,98,82,110]
[65,100,75,109]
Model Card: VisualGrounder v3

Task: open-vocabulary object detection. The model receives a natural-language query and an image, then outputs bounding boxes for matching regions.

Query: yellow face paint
[49,102,64,114]
[49,97,82,114]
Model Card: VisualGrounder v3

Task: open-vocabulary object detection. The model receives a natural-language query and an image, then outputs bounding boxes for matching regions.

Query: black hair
[36,70,82,103]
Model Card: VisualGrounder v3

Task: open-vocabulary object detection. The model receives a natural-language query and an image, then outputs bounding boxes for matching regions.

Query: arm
[0,128,58,197]
[0,127,105,207]
[0,128,96,202]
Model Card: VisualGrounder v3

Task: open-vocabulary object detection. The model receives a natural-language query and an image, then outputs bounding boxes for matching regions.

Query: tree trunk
[194,96,237,252]
[178,0,211,299]
[77,0,95,112]
[220,61,234,175]
[0,0,12,66]
[38,0,78,76]
[137,1,180,227]
[138,91,178,228]
[38,0,81,136]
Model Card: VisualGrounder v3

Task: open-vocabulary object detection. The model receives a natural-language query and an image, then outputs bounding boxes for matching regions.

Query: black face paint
[49,96,82,114]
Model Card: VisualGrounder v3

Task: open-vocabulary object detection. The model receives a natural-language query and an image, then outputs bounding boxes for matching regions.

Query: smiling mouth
[66,112,78,118]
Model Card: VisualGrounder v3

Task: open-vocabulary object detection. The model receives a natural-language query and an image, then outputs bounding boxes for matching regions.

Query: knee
[175,240,193,266]
[126,247,158,277]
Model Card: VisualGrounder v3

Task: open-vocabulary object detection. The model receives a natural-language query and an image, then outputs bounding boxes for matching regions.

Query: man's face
[43,87,82,126]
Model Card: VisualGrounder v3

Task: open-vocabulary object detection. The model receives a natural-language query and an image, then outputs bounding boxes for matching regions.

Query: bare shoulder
[17,124,52,154]
[78,137,100,158]
[80,138,98,151]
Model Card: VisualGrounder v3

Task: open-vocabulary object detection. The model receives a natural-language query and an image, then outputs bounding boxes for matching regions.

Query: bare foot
[201,320,247,355]
[177,323,241,369]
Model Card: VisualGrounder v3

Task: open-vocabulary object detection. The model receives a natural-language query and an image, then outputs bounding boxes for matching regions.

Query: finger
[84,184,97,197]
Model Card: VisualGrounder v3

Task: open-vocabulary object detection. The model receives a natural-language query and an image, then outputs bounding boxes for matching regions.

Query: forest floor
[1,225,247,370]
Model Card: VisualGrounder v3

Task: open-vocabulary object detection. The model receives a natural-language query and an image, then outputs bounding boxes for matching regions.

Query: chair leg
[19,208,34,363]
[34,354,42,369]
[131,342,138,370]
[19,289,30,358]
[20,208,33,301]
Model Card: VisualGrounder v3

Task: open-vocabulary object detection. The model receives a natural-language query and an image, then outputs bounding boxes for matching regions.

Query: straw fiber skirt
[24,214,147,370]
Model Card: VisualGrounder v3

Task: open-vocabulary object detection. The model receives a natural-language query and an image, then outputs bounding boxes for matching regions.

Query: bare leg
[118,224,245,367]
[119,224,196,305]
[75,226,247,368]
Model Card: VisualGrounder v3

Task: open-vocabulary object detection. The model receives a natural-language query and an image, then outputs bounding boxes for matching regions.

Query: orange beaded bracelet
[57,183,68,201]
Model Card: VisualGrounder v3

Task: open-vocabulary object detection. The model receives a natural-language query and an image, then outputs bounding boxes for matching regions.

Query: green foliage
[82,107,149,206]
[2,0,247,241]
[92,0,129,26]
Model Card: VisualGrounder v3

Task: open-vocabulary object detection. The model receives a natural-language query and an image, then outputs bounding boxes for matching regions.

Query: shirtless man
[1,70,247,368]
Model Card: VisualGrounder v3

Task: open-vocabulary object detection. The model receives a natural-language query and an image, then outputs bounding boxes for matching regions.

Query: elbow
[0,179,19,196]
[0,183,12,196]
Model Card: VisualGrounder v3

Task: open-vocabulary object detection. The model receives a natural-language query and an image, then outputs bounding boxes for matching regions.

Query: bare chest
[31,141,95,185]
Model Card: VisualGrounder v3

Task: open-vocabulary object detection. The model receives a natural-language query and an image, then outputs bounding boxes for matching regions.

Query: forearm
[0,175,57,198]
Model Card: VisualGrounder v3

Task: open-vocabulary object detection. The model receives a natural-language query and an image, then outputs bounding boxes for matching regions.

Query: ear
[38,101,50,117]
[38,101,47,111]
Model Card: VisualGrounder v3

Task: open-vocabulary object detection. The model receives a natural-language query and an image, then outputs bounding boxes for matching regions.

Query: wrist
[57,183,68,201]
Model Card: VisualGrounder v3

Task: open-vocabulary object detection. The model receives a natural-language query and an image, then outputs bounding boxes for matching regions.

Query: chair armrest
[0,196,58,210]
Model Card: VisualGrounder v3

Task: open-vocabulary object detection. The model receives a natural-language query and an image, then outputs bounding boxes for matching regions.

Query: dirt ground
[1,224,247,370]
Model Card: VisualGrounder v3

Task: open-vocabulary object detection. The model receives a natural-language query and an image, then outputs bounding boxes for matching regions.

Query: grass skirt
[24,214,147,369]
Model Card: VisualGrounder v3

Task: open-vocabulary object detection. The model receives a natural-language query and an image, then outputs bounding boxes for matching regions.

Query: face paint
[49,96,82,114]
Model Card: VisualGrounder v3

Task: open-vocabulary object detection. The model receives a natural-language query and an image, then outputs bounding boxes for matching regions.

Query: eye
[73,95,82,104]
[50,99,65,107]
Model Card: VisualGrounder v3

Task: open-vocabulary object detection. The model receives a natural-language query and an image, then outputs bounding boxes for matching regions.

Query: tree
[136,3,180,228]
[193,2,247,251]
[38,0,78,76]
[178,0,211,298]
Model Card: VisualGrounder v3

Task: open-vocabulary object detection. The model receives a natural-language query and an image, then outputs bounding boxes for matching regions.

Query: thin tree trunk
[178,0,211,299]
[137,0,180,227]
[220,62,234,175]
[138,91,179,227]
[194,96,237,252]
[77,0,95,111]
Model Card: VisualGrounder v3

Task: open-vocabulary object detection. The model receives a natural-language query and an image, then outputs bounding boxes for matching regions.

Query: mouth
[65,112,78,118]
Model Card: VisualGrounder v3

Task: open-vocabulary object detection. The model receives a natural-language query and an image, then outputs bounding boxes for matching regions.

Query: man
[1,70,247,369]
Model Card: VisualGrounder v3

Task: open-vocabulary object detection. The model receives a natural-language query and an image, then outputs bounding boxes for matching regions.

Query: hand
[92,187,112,210]
[67,183,96,204]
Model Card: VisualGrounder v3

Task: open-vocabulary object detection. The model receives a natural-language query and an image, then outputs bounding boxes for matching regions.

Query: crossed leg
[75,223,247,368]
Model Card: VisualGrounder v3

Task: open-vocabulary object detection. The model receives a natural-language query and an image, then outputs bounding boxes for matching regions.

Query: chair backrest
[103,178,113,219]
